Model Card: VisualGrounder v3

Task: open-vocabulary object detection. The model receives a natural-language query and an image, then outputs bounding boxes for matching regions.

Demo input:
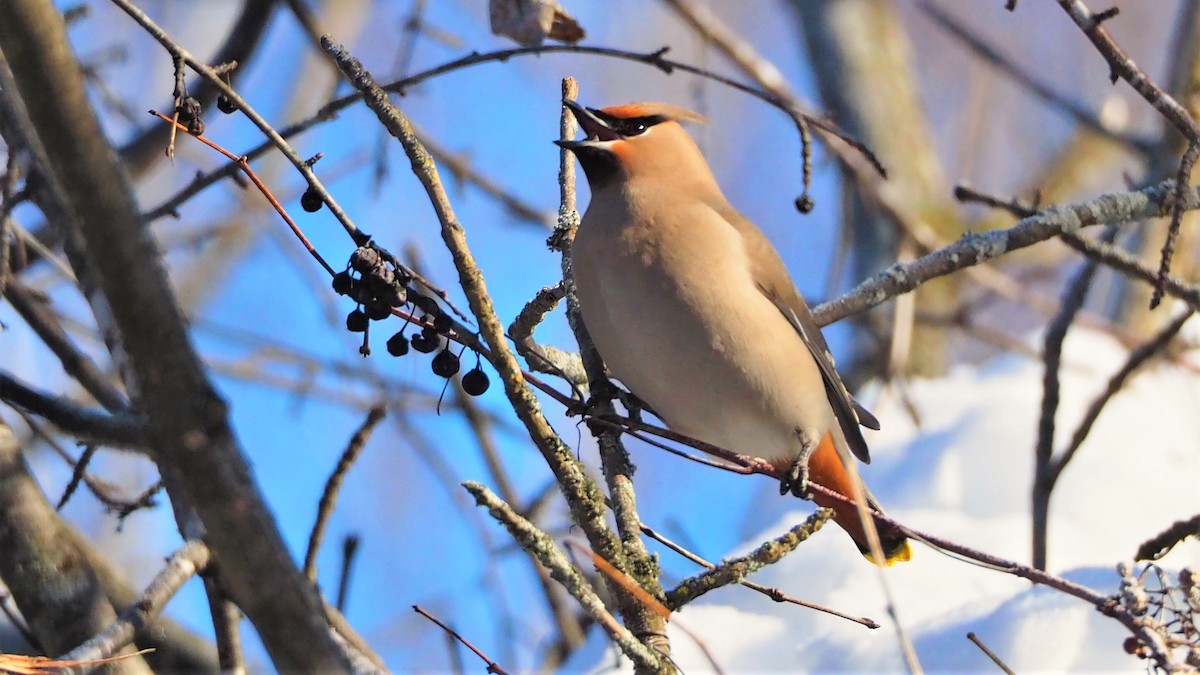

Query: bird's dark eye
[619,116,662,136]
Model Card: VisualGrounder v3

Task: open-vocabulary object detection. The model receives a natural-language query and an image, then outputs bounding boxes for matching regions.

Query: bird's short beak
[555,99,620,150]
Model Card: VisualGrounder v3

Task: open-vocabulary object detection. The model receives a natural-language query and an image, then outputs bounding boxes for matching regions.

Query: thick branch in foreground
[0,2,348,670]
[0,423,150,674]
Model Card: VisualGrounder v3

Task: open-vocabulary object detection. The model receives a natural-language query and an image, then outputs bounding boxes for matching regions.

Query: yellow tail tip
[864,541,913,566]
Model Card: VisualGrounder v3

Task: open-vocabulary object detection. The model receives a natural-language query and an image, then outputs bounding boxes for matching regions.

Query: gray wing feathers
[777,296,876,464]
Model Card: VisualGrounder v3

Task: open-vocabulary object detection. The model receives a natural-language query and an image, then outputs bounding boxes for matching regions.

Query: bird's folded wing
[724,207,878,464]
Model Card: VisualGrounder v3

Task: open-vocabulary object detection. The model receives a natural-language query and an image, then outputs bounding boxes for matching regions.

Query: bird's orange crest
[600,102,708,124]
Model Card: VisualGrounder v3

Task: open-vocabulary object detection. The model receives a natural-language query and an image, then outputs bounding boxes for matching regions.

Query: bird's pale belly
[575,255,829,463]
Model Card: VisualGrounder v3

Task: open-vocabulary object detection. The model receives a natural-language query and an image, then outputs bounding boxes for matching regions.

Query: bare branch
[0,371,144,448]
[59,540,211,671]
[812,181,1200,326]
[304,405,386,584]
[413,604,511,675]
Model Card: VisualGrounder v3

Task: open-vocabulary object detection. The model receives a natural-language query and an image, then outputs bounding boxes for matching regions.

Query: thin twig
[0,371,144,448]
[966,632,1015,675]
[1151,141,1200,308]
[304,405,386,583]
[813,181,1200,326]
[146,111,336,276]
[413,604,510,675]
[1135,514,1200,561]
[56,443,99,510]
[662,511,831,610]
[554,78,673,657]
[203,573,245,675]
[918,1,1152,153]
[1056,309,1194,480]
[336,534,360,613]
[1033,225,1115,570]
[1055,0,1200,142]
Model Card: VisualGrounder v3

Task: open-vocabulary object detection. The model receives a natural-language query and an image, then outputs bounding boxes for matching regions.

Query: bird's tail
[807,432,912,565]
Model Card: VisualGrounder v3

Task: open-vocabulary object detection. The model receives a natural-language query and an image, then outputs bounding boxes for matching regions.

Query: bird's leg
[780,428,818,498]
[616,388,659,425]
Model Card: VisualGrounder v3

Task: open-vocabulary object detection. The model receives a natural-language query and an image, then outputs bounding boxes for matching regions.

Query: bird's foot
[779,429,818,499]
[565,394,596,418]
[779,455,812,499]
[616,388,658,425]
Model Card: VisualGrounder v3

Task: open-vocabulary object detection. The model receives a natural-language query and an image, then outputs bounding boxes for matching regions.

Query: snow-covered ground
[583,325,1200,672]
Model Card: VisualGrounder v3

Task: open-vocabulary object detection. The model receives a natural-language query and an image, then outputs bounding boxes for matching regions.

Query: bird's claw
[779,455,812,499]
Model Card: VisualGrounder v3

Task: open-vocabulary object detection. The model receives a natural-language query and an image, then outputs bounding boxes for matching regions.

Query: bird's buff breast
[571,219,829,460]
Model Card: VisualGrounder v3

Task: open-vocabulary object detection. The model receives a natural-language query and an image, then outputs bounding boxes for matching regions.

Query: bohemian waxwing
[557,99,911,565]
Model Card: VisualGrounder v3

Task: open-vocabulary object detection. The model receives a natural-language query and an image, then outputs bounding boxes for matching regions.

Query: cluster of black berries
[332,245,489,396]
[334,246,409,322]
[175,96,205,135]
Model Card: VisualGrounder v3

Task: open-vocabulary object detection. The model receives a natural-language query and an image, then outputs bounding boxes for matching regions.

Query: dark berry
[431,349,460,378]
[432,311,453,332]
[421,322,439,340]
[794,194,815,213]
[332,270,354,295]
[386,332,409,357]
[345,309,368,332]
[462,367,490,396]
[410,333,439,354]
[411,294,438,314]
[217,94,236,114]
[380,284,407,307]
[301,187,323,212]
[349,247,382,273]
[365,302,391,321]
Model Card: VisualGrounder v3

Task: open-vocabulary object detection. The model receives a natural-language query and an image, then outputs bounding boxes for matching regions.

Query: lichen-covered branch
[462,482,663,671]
[813,181,1200,326]
[665,510,831,610]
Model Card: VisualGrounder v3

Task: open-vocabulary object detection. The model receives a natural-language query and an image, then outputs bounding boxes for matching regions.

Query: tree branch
[812,181,1200,325]
[0,1,351,669]
[58,540,211,671]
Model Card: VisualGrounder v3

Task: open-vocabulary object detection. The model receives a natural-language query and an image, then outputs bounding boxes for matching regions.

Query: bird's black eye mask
[589,109,669,138]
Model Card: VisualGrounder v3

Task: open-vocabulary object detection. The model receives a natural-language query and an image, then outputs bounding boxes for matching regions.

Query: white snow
[584,325,1200,672]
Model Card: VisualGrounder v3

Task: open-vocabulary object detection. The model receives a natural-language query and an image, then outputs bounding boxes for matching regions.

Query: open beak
[554,99,621,150]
